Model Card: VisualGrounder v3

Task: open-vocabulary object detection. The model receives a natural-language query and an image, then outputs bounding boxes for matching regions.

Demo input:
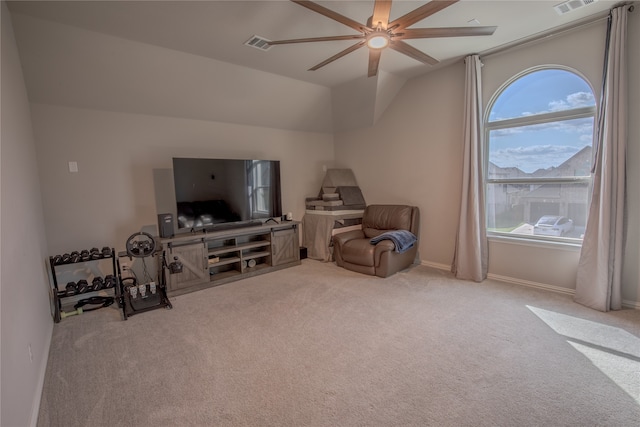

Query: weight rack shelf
[49,247,118,323]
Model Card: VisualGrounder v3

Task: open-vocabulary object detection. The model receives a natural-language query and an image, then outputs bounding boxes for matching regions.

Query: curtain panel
[575,5,629,311]
[452,54,488,282]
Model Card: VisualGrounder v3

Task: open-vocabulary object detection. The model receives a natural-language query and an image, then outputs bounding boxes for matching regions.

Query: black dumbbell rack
[49,247,119,323]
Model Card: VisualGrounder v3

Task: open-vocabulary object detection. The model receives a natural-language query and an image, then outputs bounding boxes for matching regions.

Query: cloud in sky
[548,91,595,111]
[490,144,585,173]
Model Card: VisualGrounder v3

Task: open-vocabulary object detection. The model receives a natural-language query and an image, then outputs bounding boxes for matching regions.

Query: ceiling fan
[268,0,497,77]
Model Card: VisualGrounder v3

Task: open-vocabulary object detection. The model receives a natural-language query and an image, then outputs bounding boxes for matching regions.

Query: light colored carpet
[37,260,640,426]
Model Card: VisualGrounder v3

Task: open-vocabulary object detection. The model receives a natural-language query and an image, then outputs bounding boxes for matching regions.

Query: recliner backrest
[362,205,418,238]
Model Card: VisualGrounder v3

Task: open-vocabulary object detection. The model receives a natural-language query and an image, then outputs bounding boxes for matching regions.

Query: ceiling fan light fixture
[266,0,497,76]
[367,32,390,49]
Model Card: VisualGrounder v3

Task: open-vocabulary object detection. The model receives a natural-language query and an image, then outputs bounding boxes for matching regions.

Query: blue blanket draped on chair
[370,230,417,253]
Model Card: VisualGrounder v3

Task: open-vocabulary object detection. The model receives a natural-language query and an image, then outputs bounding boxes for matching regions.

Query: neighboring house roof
[491,146,592,179]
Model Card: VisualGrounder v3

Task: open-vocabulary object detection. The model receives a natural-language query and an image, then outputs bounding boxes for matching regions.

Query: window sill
[488,233,582,252]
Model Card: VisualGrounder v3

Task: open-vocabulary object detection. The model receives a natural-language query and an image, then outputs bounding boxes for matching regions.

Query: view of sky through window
[488,70,595,174]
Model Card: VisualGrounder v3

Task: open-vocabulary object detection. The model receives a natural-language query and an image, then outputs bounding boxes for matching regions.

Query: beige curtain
[452,54,488,282]
[575,6,629,311]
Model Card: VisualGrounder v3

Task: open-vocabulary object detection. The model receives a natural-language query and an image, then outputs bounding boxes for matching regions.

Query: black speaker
[157,213,174,238]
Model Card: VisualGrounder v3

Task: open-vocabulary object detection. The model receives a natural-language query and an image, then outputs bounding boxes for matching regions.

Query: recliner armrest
[373,240,396,266]
[332,229,365,267]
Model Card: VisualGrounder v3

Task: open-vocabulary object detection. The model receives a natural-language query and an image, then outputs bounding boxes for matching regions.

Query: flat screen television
[172,157,282,231]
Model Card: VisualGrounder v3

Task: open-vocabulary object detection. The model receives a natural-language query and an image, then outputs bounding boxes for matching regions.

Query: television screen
[172,158,282,230]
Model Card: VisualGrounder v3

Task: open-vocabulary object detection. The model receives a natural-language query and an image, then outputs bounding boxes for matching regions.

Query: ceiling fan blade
[368,49,382,77]
[309,41,366,71]
[389,0,459,31]
[371,0,392,30]
[268,35,365,45]
[396,26,497,39]
[292,0,370,33]
[390,40,439,66]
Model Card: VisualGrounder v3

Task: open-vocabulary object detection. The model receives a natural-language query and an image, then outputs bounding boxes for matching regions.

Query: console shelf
[210,257,241,267]
[159,221,300,296]
[208,240,271,256]
[243,250,271,260]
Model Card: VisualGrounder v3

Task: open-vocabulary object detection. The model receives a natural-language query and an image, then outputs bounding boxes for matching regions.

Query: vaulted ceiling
[7,1,619,132]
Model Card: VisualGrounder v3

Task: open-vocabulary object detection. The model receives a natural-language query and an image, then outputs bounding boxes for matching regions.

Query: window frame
[483,66,596,246]
[249,160,272,216]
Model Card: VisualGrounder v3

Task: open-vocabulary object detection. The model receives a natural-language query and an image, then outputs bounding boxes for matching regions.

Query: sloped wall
[10,13,334,133]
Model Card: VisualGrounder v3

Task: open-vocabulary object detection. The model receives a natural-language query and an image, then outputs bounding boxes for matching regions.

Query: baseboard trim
[30,323,53,427]
[420,260,639,310]
[487,273,575,296]
[621,299,640,310]
[421,260,574,295]
[420,260,452,271]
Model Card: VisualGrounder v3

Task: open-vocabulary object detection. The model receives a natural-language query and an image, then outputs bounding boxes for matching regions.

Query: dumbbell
[61,253,71,264]
[80,250,91,261]
[60,307,83,318]
[102,247,112,258]
[52,254,63,265]
[70,251,81,263]
[90,247,102,260]
[104,275,116,289]
[92,276,104,291]
[65,281,78,296]
[77,279,89,294]
[85,280,95,293]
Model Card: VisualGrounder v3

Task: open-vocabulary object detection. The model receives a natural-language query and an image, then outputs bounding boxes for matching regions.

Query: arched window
[485,68,596,242]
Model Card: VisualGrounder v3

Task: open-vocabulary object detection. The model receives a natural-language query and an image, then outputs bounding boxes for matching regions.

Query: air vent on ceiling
[554,0,598,15]
[244,35,273,51]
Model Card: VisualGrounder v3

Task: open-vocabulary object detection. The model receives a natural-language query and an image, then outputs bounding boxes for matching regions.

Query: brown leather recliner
[333,205,420,278]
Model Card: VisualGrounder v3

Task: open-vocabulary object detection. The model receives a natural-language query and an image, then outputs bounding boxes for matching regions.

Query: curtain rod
[479,4,634,60]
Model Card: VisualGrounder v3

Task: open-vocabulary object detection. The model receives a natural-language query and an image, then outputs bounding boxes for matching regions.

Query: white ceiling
[8,0,620,88]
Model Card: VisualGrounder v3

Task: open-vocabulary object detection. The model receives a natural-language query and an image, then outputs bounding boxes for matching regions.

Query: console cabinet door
[271,228,300,266]
[167,242,208,292]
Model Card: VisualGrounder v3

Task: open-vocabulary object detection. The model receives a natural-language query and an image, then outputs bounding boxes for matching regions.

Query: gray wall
[6,11,335,254]
[334,14,640,306]
[334,63,466,267]
[0,3,53,426]
[31,104,334,255]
